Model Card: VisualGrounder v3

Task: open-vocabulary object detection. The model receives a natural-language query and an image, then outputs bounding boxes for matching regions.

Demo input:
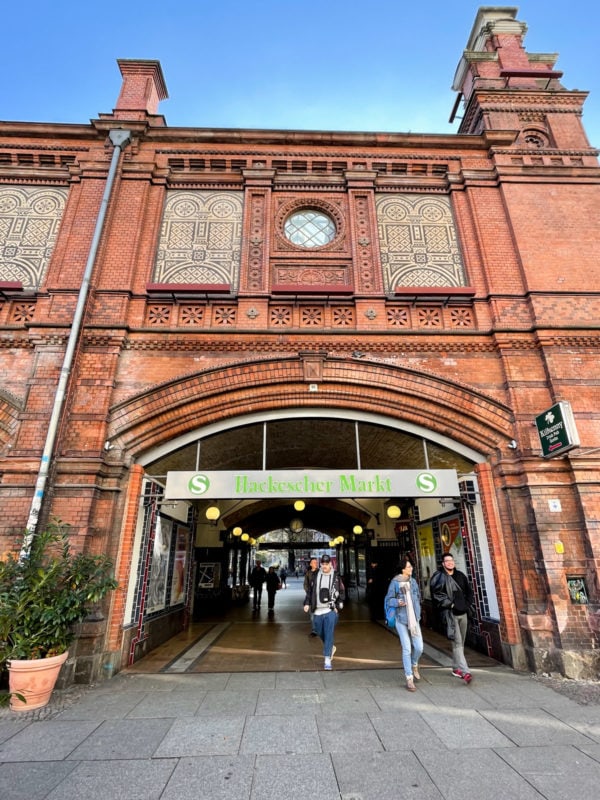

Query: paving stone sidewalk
[1,665,600,800]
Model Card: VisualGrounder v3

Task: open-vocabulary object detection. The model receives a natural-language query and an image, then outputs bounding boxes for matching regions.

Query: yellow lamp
[353,525,363,535]
[293,500,306,511]
[205,505,220,522]
[232,526,243,537]
[241,533,250,542]
[387,505,401,519]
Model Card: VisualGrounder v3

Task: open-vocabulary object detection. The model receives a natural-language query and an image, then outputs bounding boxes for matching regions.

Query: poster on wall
[146,515,172,614]
[440,516,467,574]
[170,525,190,606]
[416,522,437,599]
[196,562,221,590]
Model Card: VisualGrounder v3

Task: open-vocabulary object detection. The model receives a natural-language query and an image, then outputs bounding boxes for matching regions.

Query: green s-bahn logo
[415,472,437,494]
[188,474,211,496]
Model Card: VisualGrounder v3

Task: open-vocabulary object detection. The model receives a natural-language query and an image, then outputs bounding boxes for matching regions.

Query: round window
[284,209,336,248]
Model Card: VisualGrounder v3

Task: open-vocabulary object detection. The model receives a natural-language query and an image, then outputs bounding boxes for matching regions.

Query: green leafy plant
[0,521,118,666]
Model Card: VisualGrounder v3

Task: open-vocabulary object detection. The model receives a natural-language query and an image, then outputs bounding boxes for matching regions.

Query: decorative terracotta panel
[376,194,466,290]
[212,305,237,326]
[269,306,292,327]
[10,301,36,324]
[386,306,410,327]
[0,186,67,289]
[300,307,324,327]
[146,304,172,326]
[449,308,474,328]
[153,191,242,286]
[180,305,205,326]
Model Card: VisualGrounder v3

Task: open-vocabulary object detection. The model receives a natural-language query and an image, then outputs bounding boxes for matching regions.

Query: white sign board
[164,469,460,500]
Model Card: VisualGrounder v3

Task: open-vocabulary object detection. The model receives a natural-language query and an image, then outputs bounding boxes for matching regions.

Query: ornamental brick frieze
[0,334,34,350]
[153,190,242,286]
[468,91,586,111]
[492,148,595,156]
[119,336,499,354]
[376,193,466,290]
[145,303,237,327]
[273,266,348,285]
[0,186,68,289]
[165,181,243,191]
[81,333,128,348]
[8,332,68,348]
[531,295,600,327]
[489,297,537,328]
[349,192,381,293]
[141,298,475,330]
[243,190,269,292]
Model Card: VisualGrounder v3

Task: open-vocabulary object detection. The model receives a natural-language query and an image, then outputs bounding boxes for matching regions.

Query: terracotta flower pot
[8,651,69,711]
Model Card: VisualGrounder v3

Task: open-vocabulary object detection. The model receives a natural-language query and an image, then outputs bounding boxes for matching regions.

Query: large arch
[104,356,519,673]
[107,356,516,461]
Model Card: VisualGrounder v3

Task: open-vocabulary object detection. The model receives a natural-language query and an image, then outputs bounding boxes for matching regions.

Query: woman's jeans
[395,620,423,678]
[313,609,338,658]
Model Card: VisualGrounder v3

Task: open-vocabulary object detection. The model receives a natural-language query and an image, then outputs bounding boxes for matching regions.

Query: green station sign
[535,401,580,458]
[164,469,459,500]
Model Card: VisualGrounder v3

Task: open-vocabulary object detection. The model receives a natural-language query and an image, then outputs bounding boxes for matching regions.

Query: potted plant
[0,520,117,711]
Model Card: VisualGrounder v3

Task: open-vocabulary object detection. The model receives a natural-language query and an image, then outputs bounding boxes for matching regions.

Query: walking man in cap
[303,554,345,670]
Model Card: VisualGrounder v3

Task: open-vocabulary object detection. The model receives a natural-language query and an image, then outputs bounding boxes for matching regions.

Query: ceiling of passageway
[146,419,474,477]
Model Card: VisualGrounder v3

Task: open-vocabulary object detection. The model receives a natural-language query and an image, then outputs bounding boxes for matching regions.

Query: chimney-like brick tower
[451,7,590,149]
[112,59,168,123]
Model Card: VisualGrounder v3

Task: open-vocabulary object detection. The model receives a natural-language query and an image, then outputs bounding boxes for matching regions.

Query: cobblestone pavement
[534,673,600,705]
[3,671,599,720]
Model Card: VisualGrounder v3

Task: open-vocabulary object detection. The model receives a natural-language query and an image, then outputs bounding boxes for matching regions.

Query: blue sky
[2,1,599,148]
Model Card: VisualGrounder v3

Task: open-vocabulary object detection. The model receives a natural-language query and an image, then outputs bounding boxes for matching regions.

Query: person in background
[279,566,287,589]
[384,555,423,692]
[303,554,344,670]
[366,559,387,622]
[249,559,267,610]
[430,552,474,684]
[303,557,319,636]
[266,566,280,612]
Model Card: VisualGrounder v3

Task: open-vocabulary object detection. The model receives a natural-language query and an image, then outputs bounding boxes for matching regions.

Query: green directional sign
[535,401,580,458]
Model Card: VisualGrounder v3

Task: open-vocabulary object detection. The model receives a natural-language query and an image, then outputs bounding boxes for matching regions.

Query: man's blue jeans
[313,609,338,658]
[395,620,423,679]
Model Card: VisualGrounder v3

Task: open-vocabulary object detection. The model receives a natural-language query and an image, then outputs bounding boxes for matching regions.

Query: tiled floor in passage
[126,578,498,674]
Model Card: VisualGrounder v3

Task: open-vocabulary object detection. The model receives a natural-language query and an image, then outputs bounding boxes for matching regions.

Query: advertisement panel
[535,401,580,458]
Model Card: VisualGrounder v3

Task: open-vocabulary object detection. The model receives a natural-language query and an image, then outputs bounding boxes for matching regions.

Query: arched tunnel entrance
[120,411,502,673]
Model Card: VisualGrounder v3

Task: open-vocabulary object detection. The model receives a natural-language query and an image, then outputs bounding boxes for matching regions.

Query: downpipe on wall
[20,128,132,560]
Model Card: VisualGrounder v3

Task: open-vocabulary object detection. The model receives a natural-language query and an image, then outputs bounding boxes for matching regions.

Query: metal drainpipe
[20,128,132,559]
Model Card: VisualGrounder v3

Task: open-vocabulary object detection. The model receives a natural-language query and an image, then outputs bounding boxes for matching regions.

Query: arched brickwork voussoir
[107,357,515,459]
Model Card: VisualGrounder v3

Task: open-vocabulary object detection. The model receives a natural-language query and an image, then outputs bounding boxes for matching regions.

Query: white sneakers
[324,646,336,670]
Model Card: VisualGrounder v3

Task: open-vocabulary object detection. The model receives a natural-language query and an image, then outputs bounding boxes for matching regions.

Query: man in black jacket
[303,555,345,670]
[249,559,267,610]
[430,553,474,684]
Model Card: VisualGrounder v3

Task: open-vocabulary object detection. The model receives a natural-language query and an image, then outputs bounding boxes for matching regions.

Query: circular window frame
[276,198,345,251]
[284,209,336,248]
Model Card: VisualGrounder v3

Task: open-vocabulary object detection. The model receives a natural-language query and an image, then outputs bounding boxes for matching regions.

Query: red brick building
[1,7,599,681]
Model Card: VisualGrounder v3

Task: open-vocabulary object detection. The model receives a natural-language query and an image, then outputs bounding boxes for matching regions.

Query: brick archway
[108,355,515,458]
